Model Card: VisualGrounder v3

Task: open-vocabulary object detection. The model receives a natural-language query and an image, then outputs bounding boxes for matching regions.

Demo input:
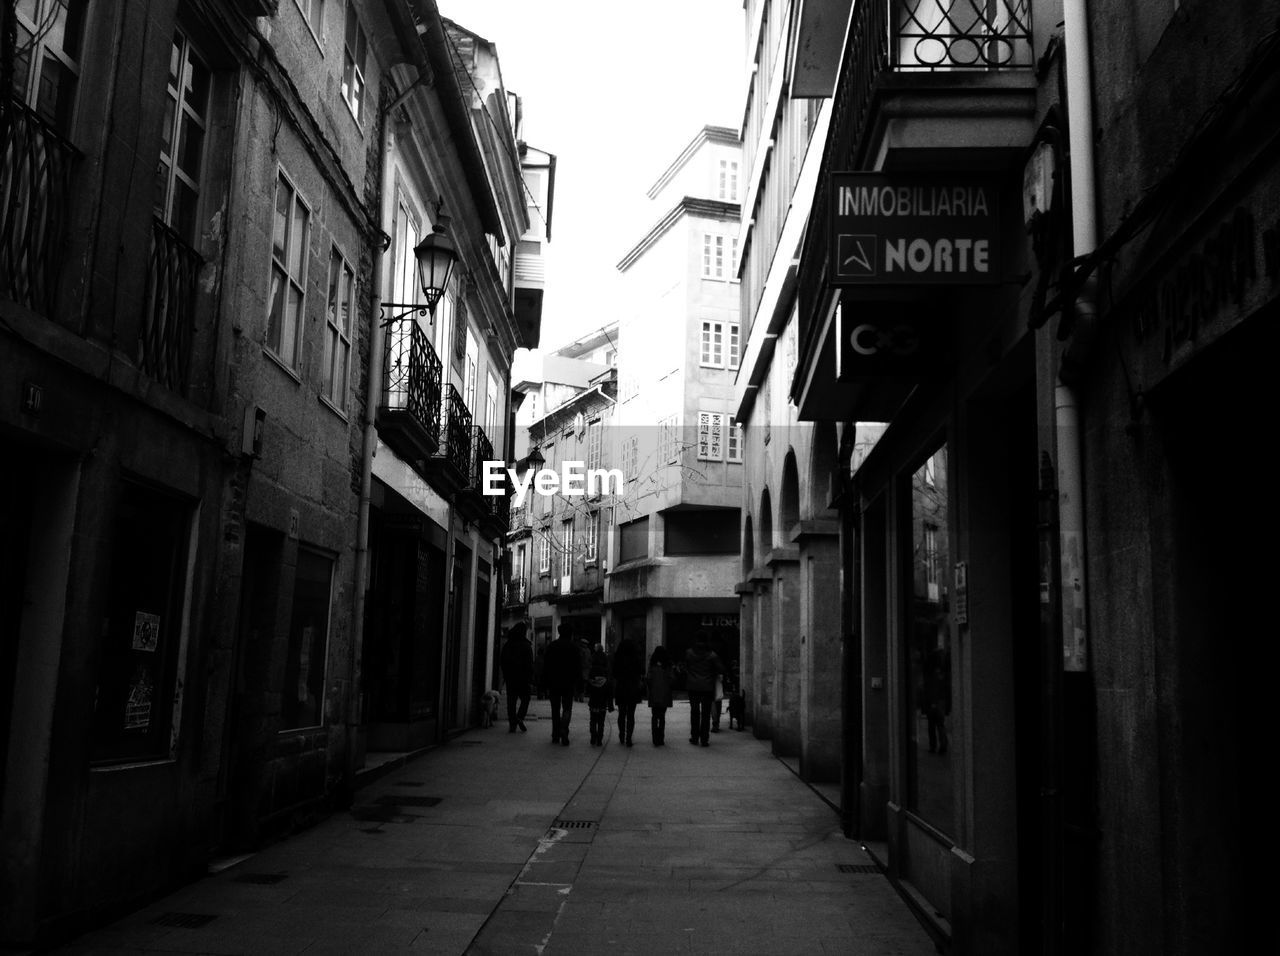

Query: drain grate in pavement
[394,780,426,787]
[553,819,597,829]
[374,794,442,807]
[837,864,881,874]
[151,912,218,929]
[234,873,288,885]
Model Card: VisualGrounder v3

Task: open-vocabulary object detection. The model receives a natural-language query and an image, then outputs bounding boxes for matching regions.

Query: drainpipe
[351,72,432,788]
[1047,1,1097,953]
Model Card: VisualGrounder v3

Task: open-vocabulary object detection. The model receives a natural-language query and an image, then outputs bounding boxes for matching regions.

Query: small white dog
[480,690,501,728]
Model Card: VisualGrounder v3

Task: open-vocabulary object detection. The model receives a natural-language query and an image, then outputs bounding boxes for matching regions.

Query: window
[619,516,649,564]
[729,323,741,369]
[154,28,211,243]
[92,483,192,762]
[585,511,600,562]
[341,1,367,123]
[295,0,325,39]
[727,416,742,462]
[700,321,724,366]
[587,419,602,472]
[697,411,725,461]
[323,246,354,407]
[464,330,479,413]
[665,509,739,555]
[621,434,638,477]
[268,171,310,367]
[560,518,574,578]
[486,373,500,434]
[658,415,679,464]
[702,234,729,279]
[718,159,739,201]
[11,0,87,136]
[538,529,551,573]
[282,547,334,729]
[393,198,421,309]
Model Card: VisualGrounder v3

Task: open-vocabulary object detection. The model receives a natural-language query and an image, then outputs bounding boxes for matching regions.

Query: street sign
[830,173,1002,285]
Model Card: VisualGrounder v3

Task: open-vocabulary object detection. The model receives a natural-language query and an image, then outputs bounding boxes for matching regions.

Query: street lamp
[381,200,459,325]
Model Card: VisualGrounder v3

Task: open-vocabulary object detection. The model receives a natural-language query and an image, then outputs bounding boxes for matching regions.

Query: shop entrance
[665,613,739,693]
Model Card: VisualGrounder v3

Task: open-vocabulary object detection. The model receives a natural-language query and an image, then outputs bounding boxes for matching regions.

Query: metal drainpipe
[1049,1,1098,952]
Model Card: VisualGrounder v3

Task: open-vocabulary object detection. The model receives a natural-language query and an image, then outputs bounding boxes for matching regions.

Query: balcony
[379,317,443,466]
[792,0,1036,421]
[504,575,528,607]
[508,504,533,537]
[139,217,204,395]
[1,98,78,315]
[458,424,504,535]
[422,384,472,494]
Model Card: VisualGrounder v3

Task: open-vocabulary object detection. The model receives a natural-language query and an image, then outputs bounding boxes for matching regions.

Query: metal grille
[553,820,597,829]
[837,864,882,874]
[440,385,473,476]
[139,216,203,394]
[894,0,1033,71]
[151,912,218,928]
[234,873,288,885]
[0,99,78,314]
[383,316,444,443]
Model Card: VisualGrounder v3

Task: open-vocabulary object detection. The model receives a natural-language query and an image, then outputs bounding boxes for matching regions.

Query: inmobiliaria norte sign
[829,173,1001,285]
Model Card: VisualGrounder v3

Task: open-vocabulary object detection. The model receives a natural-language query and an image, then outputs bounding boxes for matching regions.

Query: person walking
[611,638,644,747]
[499,622,534,733]
[646,645,674,746]
[586,647,613,746]
[545,622,582,745]
[685,631,722,747]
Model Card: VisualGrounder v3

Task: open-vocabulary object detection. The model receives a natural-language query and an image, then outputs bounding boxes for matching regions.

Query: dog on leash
[728,692,746,731]
[480,690,501,728]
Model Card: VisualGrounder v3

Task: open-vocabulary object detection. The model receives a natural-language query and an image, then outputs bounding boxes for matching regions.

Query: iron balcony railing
[1,98,78,314]
[492,478,511,532]
[794,0,1032,372]
[471,424,495,492]
[383,316,443,444]
[505,575,528,605]
[139,217,204,394]
[509,505,532,532]
[439,384,472,477]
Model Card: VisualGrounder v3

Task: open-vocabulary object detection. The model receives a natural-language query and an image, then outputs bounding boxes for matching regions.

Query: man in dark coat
[684,631,723,747]
[500,622,534,733]
[544,622,583,745]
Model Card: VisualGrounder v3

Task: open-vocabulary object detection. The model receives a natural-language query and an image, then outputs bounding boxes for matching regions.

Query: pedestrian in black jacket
[586,648,613,746]
[611,638,644,747]
[685,631,722,746]
[647,646,675,746]
[544,622,583,745]
[499,622,534,733]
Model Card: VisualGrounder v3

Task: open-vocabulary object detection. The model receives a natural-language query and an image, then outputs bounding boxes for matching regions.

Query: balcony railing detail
[505,575,528,606]
[1,99,77,313]
[139,217,204,394]
[894,0,1032,71]
[471,424,495,491]
[439,384,472,477]
[383,316,443,442]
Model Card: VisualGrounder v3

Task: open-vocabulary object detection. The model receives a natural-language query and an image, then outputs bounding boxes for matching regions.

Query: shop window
[92,482,192,763]
[11,0,87,136]
[905,444,954,832]
[282,546,334,729]
[665,509,739,555]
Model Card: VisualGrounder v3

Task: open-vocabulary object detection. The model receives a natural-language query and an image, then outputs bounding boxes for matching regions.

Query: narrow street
[54,701,935,956]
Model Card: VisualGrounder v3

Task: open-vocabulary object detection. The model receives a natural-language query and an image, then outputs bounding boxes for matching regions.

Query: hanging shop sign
[829,173,1002,285]
[835,299,953,381]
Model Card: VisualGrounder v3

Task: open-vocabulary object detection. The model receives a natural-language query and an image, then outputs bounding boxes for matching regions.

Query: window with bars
[323,245,354,408]
[698,411,725,461]
[341,1,367,123]
[268,170,310,368]
[154,28,211,244]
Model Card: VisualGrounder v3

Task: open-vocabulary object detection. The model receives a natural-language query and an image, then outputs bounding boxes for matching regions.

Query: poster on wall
[123,665,154,731]
[132,611,160,652]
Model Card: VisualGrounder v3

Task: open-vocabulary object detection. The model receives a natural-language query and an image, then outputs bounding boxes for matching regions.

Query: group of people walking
[498,622,727,748]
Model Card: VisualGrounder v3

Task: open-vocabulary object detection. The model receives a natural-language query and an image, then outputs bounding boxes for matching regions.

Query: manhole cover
[151,913,218,928]
[234,873,288,885]
[552,820,596,829]
[837,864,881,874]
[374,795,442,807]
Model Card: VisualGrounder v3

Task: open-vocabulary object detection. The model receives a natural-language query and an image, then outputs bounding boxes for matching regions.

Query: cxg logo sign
[482,462,625,507]
[849,322,921,357]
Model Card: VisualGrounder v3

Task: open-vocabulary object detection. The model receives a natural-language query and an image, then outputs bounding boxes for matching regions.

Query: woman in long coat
[611,638,645,747]
[646,645,675,746]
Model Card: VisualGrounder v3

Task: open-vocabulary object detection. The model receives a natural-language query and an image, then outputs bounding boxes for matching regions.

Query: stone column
[796,521,841,781]
[769,547,801,758]
[736,581,755,727]
[750,567,774,739]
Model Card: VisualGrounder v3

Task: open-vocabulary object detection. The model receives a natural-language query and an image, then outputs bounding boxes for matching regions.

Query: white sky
[438,0,745,355]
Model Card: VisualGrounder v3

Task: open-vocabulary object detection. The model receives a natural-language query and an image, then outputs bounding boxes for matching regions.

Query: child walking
[586,647,613,746]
